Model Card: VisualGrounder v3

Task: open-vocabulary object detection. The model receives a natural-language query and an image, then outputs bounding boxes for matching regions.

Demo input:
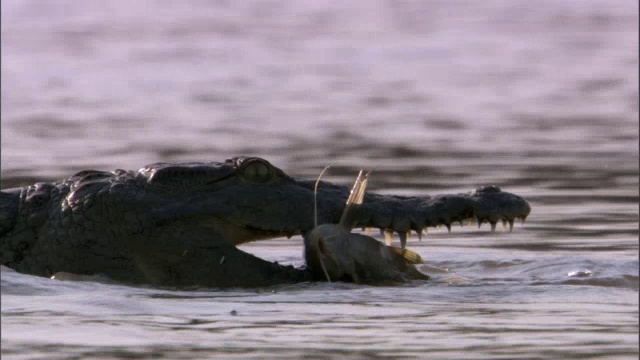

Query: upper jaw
[147,167,531,248]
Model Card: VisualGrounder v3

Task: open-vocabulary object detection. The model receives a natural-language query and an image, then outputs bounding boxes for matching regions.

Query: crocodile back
[0,188,21,237]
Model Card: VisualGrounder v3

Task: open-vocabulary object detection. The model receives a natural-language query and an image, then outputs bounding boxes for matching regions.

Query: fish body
[304,169,429,284]
[304,224,428,283]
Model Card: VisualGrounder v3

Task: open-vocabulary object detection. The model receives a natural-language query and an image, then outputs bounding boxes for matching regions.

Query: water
[1,0,638,358]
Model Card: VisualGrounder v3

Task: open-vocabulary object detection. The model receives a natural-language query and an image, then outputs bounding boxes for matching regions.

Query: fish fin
[339,170,371,231]
[388,246,423,264]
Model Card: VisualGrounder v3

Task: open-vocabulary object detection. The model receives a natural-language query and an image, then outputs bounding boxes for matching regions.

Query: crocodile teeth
[502,219,515,232]
[490,221,497,232]
[445,223,451,233]
[398,231,407,249]
[383,229,394,246]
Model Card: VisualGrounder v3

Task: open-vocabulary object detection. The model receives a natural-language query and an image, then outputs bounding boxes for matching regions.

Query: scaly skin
[0,157,530,288]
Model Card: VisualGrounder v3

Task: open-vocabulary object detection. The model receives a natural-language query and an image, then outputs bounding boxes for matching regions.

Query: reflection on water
[1,0,638,358]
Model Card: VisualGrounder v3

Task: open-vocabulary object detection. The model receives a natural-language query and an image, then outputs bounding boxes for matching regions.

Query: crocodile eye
[241,159,272,182]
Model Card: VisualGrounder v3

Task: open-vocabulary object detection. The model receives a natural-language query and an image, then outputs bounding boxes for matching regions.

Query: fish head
[303,224,359,282]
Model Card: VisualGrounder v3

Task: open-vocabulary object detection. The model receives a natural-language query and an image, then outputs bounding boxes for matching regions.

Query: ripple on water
[1,0,638,358]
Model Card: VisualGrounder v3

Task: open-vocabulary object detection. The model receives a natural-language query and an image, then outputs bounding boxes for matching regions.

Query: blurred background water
[1,0,638,358]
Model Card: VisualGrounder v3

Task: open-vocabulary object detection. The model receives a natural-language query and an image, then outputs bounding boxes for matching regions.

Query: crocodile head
[129,156,345,244]
[59,155,530,247]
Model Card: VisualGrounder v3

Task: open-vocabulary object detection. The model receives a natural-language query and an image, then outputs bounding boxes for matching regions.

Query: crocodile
[0,156,531,288]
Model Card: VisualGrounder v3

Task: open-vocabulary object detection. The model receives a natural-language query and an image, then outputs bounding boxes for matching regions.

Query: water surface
[1,0,638,358]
